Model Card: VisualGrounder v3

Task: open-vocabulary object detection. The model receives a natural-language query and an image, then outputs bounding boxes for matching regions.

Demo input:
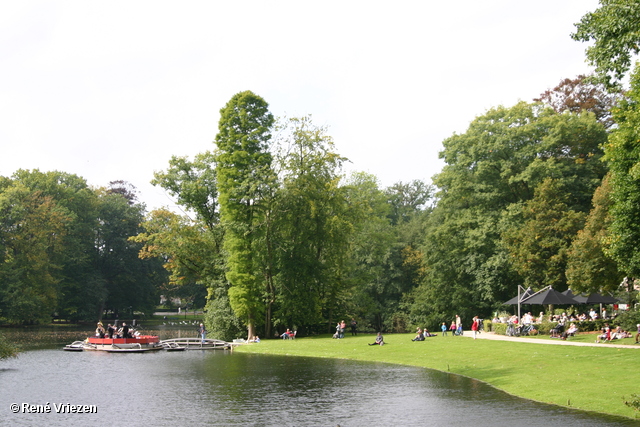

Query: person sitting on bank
[369,332,384,346]
[412,328,424,341]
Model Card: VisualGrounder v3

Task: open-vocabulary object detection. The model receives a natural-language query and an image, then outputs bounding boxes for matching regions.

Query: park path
[460,330,640,349]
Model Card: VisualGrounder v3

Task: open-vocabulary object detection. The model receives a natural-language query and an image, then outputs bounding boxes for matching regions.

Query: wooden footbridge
[160,338,240,350]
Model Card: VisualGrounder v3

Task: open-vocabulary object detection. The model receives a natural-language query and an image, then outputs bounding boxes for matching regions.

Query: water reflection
[0,348,636,427]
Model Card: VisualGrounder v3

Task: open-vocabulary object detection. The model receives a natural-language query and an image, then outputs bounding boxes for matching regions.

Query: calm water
[0,327,637,426]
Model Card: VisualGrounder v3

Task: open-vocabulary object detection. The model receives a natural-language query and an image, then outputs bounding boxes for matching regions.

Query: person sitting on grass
[369,332,384,346]
[412,328,424,341]
[596,323,610,343]
[561,323,578,340]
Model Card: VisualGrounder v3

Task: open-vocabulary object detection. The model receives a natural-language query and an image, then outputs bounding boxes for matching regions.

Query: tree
[503,178,586,291]
[534,74,621,129]
[603,66,640,278]
[214,91,275,339]
[133,208,224,309]
[9,170,100,321]
[0,183,70,323]
[566,174,622,294]
[411,102,607,324]
[151,152,219,228]
[94,189,164,318]
[572,0,640,88]
[385,180,433,225]
[271,116,350,334]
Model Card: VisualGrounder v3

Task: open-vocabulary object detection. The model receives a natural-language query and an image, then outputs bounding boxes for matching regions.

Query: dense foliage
[0,172,165,324]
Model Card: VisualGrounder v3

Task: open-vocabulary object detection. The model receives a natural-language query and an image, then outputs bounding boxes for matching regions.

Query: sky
[1,1,601,211]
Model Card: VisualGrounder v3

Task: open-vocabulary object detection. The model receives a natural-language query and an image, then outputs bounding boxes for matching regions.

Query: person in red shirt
[471,316,480,340]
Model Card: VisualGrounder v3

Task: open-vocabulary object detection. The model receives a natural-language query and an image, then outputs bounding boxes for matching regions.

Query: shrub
[613,309,640,333]
[624,394,640,414]
[536,321,555,335]
[493,323,507,335]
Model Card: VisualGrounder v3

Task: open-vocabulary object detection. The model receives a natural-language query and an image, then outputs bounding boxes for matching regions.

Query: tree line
[3,1,640,345]
[0,173,166,324]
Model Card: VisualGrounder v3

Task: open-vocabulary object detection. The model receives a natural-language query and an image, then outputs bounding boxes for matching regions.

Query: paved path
[460,330,640,349]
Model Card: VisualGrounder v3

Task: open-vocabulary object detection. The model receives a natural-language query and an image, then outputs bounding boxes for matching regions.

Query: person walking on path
[471,316,480,340]
[455,315,462,336]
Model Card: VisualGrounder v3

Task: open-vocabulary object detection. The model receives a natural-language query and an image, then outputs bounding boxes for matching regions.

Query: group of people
[333,320,347,339]
[595,324,634,343]
[447,314,464,336]
[95,321,137,339]
[411,327,437,341]
[332,319,359,339]
[281,329,295,339]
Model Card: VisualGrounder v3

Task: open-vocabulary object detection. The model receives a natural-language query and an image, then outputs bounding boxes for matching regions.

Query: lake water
[0,327,637,426]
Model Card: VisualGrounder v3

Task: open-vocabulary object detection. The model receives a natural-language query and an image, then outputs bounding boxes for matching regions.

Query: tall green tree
[566,174,622,294]
[0,183,70,323]
[411,102,607,325]
[603,67,640,278]
[151,152,219,228]
[503,178,586,291]
[94,189,163,318]
[271,116,350,334]
[214,91,275,339]
[572,0,640,88]
[343,173,402,332]
[10,170,100,321]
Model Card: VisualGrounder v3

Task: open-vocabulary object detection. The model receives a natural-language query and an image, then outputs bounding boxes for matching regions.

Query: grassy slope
[236,333,640,419]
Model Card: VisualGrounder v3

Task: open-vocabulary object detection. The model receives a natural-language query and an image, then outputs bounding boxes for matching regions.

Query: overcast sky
[1,1,600,211]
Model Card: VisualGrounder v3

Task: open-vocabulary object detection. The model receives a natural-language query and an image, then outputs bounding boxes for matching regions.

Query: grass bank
[236,332,639,420]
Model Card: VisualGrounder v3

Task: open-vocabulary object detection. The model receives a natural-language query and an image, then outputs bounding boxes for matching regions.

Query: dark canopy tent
[572,293,620,304]
[503,287,534,305]
[520,287,578,305]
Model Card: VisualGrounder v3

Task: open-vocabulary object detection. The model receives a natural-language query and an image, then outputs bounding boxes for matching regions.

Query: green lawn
[236,332,640,420]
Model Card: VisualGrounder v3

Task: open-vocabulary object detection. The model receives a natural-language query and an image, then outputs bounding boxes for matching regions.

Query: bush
[536,321,555,335]
[204,295,245,342]
[613,309,640,333]
[492,323,507,335]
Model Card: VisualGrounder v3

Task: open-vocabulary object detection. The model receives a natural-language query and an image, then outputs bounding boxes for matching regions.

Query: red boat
[64,335,165,352]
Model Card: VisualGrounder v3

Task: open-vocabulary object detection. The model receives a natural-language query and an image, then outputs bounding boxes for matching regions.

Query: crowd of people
[95,321,140,339]
[195,310,640,347]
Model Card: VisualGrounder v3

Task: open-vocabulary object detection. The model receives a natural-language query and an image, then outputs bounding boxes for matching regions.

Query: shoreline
[235,331,640,420]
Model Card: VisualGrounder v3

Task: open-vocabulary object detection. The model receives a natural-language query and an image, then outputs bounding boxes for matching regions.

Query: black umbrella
[572,292,620,304]
[520,287,578,305]
[561,289,578,298]
[503,288,534,305]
